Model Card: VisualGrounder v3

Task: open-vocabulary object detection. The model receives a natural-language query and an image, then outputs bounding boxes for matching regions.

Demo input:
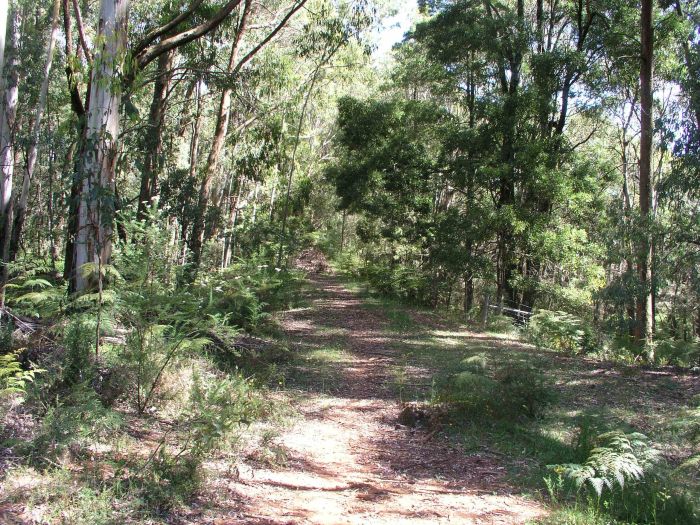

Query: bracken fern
[551,431,659,497]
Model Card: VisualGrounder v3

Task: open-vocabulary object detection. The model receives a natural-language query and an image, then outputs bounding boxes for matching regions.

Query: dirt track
[221,275,545,524]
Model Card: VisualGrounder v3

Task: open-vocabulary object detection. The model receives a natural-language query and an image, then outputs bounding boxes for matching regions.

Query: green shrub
[121,324,209,413]
[437,357,555,419]
[203,258,304,331]
[495,362,556,418]
[61,316,96,386]
[1,351,41,398]
[0,317,14,353]
[25,384,123,464]
[361,262,430,304]
[547,429,698,524]
[5,273,65,318]
[140,448,202,513]
[137,372,262,513]
[333,251,363,277]
[185,371,262,456]
[486,314,517,334]
[527,309,595,354]
[654,338,700,367]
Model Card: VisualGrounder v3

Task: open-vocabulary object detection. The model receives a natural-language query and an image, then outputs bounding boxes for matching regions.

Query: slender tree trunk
[72,0,129,293]
[277,58,330,268]
[637,0,654,357]
[188,2,250,277]
[464,271,474,317]
[0,7,20,307]
[62,0,89,289]
[674,0,700,130]
[10,0,61,260]
[339,209,347,252]
[137,49,175,220]
[180,81,202,260]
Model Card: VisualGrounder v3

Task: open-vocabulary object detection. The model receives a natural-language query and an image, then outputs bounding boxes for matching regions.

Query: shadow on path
[190,274,547,524]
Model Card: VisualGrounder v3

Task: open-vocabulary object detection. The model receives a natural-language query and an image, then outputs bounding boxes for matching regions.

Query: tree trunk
[674,0,700,130]
[180,81,203,259]
[0,1,7,86]
[464,270,474,317]
[0,6,20,306]
[71,0,128,294]
[339,209,347,252]
[636,0,654,358]
[188,2,251,277]
[10,0,61,260]
[137,49,175,220]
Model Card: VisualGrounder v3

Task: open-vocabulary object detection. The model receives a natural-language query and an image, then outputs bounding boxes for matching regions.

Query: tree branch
[134,0,243,72]
[232,0,308,76]
[62,0,85,117]
[71,0,92,63]
[131,0,205,59]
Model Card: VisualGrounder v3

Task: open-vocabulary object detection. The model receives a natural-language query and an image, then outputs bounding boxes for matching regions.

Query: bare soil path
[223,274,546,524]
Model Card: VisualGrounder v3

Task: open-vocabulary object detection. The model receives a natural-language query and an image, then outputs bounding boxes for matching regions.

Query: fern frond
[550,430,659,497]
[20,278,53,289]
[15,290,61,304]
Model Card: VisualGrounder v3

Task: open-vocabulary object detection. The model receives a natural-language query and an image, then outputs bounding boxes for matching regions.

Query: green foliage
[138,371,263,512]
[654,338,700,367]
[371,264,429,303]
[139,448,202,513]
[527,310,596,355]
[5,274,64,318]
[203,257,304,331]
[437,356,555,419]
[551,431,659,497]
[0,318,13,353]
[485,314,518,334]
[547,429,698,524]
[61,316,97,386]
[25,384,123,464]
[121,324,209,413]
[185,372,261,457]
[0,352,41,397]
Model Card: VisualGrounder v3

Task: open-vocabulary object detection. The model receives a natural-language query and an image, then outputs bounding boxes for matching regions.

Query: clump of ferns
[547,430,659,503]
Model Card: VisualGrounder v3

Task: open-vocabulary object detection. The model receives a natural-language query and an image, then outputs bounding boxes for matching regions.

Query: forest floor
[186,274,548,524]
[184,271,699,525]
[2,270,697,524]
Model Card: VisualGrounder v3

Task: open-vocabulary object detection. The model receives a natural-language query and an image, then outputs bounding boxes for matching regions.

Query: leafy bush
[185,372,262,456]
[25,384,123,464]
[140,449,202,513]
[138,372,262,512]
[61,316,96,386]
[437,356,555,419]
[0,317,14,353]
[361,262,430,304]
[5,269,65,319]
[486,314,517,334]
[121,324,209,413]
[527,309,596,354]
[547,428,698,524]
[203,257,304,331]
[1,352,41,398]
[495,362,556,418]
[551,431,659,497]
[654,338,700,367]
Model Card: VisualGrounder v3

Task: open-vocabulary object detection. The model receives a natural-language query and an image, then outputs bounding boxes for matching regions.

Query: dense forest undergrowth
[0,256,698,524]
[0,0,699,522]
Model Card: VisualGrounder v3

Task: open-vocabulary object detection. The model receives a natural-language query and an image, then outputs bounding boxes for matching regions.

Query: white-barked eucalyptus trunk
[73,0,128,293]
[0,5,20,303]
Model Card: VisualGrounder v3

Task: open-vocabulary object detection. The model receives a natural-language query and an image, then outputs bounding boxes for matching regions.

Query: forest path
[225,274,546,524]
